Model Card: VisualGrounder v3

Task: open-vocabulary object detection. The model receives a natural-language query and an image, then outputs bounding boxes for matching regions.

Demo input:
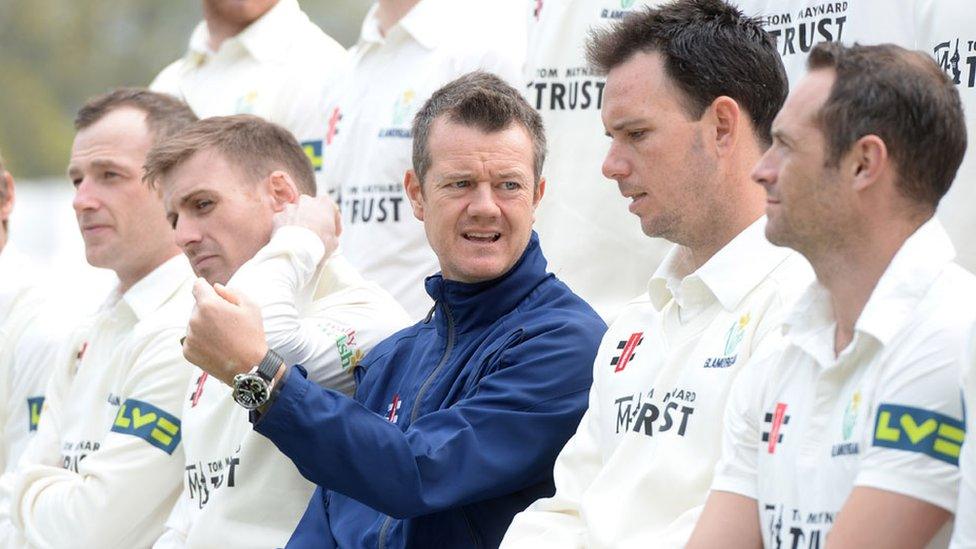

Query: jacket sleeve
[255,317,602,519]
[229,226,409,395]
[8,329,191,549]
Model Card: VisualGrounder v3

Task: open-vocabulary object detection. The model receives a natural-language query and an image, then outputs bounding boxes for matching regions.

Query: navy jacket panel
[256,233,606,548]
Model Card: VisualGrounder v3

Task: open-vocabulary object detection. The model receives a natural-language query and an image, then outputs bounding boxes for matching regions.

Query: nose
[174,215,202,251]
[602,140,630,182]
[72,177,100,214]
[751,149,778,191]
[467,183,501,219]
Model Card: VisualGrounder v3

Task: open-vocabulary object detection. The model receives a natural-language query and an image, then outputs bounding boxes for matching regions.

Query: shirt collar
[785,217,956,351]
[358,0,448,51]
[0,246,31,320]
[647,216,793,312]
[187,0,302,63]
[112,254,193,322]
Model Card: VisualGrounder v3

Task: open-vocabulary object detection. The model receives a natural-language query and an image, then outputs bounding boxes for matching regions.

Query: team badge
[762,402,790,453]
[387,394,402,424]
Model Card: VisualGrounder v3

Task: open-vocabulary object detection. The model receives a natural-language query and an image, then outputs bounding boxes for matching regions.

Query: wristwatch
[232,349,284,410]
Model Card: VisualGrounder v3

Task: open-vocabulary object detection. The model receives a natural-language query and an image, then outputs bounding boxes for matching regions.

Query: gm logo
[110,398,182,455]
[301,139,323,171]
[27,397,44,432]
[873,403,965,466]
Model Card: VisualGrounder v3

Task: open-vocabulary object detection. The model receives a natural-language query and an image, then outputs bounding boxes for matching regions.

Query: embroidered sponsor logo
[326,106,342,145]
[387,394,402,423]
[763,503,832,549]
[933,38,976,89]
[27,397,44,432]
[186,455,241,509]
[526,68,606,112]
[301,139,324,171]
[61,439,101,472]
[190,372,209,408]
[341,183,407,225]
[610,332,643,373]
[756,2,849,57]
[872,403,965,466]
[613,387,696,437]
[336,329,364,371]
[110,399,182,455]
[762,402,790,453]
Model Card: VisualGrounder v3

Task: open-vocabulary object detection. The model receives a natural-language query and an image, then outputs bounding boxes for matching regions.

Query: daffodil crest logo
[391,89,416,126]
[842,390,861,440]
[620,0,636,8]
[724,313,750,356]
[234,90,259,114]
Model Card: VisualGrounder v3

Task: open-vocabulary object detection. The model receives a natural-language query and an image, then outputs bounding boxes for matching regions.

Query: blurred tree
[0,0,371,179]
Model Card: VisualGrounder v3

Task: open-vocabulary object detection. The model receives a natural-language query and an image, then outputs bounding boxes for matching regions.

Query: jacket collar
[424,231,550,336]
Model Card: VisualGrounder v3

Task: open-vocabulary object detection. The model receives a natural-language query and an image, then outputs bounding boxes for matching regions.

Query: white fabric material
[150,0,348,193]
[735,0,916,85]
[0,254,196,549]
[951,323,976,549]
[713,219,973,549]
[915,0,976,274]
[0,248,55,476]
[503,217,813,549]
[154,227,410,549]
[522,0,671,320]
[320,0,526,319]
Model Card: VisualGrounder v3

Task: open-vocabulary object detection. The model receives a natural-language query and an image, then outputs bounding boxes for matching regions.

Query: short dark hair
[412,71,547,184]
[807,42,966,209]
[586,0,787,145]
[144,115,317,196]
[75,87,198,145]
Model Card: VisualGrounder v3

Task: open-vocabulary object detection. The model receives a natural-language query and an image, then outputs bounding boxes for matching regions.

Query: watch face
[233,374,270,410]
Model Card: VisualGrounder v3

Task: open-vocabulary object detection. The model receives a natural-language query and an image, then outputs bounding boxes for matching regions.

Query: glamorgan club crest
[724,313,750,356]
[391,90,416,126]
[842,390,861,440]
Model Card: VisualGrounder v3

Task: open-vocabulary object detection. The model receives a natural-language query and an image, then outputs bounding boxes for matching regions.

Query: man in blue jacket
[180,71,607,548]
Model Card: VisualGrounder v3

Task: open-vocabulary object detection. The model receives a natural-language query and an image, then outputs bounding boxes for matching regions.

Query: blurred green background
[0,0,372,179]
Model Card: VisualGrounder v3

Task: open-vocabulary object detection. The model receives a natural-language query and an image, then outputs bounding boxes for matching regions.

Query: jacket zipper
[377,300,457,549]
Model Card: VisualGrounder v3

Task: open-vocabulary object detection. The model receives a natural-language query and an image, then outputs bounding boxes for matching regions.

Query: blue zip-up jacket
[254,233,606,548]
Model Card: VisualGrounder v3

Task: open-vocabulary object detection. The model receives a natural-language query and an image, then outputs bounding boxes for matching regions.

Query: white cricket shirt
[713,219,974,549]
[523,0,672,320]
[154,227,410,549]
[0,248,51,476]
[150,0,348,193]
[736,0,916,85]
[0,254,196,549]
[503,217,813,548]
[951,322,976,549]
[320,0,525,319]
[915,0,976,273]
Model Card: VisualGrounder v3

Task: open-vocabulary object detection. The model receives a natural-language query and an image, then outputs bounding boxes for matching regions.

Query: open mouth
[463,232,501,243]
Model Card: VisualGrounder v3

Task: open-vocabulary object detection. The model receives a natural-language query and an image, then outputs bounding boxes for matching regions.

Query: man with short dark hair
[689,42,974,548]
[0,88,199,547]
[503,1,812,546]
[180,71,606,548]
[146,115,409,548]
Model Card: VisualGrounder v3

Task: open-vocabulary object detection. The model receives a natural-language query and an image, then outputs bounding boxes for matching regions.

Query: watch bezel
[232,372,271,410]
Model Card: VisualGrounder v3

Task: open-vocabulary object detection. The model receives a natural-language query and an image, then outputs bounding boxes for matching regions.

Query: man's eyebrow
[178,188,211,207]
[90,158,128,171]
[609,117,647,132]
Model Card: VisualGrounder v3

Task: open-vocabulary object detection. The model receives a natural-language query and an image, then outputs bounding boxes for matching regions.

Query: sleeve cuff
[250,363,304,426]
[855,468,959,513]
[709,473,759,501]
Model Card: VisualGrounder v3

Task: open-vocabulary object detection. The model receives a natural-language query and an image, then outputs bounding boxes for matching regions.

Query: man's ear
[709,96,741,156]
[848,135,887,192]
[0,171,15,223]
[267,170,299,211]
[533,177,546,208]
[404,169,425,222]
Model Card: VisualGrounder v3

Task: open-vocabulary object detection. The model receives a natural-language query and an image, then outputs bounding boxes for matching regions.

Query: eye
[104,171,120,180]
[194,199,214,211]
[71,177,83,188]
[628,129,647,141]
[450,180,471,189]
[501,181,520,191]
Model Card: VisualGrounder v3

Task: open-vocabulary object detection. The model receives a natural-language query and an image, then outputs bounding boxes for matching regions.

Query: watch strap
[255,349,284,382]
